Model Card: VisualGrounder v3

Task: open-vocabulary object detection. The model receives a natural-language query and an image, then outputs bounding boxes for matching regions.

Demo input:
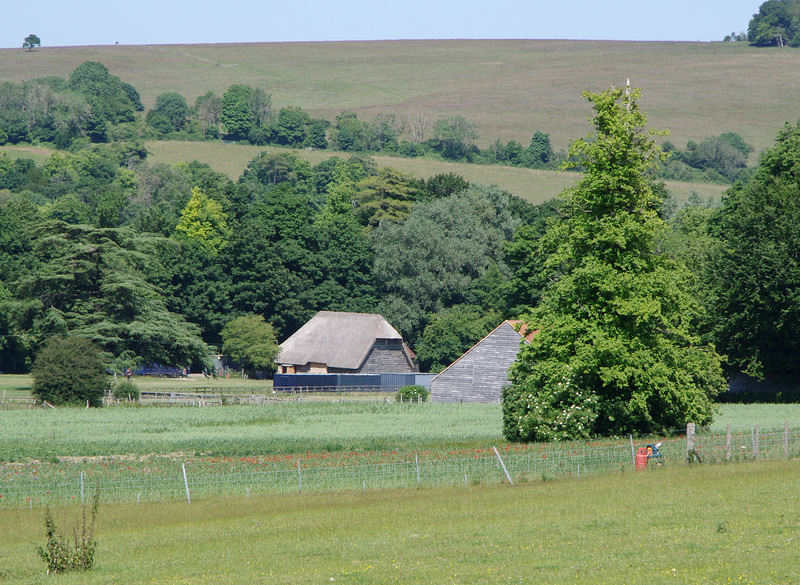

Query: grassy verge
[2,459,798,584]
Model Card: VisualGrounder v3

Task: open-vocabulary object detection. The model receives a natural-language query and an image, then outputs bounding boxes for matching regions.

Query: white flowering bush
[502,360,597,442]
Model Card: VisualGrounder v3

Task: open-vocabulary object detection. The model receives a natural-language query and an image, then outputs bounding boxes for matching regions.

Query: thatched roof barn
[430,320,535,403]
[277,311,417,374]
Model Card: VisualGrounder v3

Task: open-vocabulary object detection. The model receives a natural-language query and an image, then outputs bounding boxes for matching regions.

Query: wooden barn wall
[359,339,416,373]
[430,324,523,403]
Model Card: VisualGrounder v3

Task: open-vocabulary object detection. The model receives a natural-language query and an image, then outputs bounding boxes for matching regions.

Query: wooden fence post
[686,423,696,462]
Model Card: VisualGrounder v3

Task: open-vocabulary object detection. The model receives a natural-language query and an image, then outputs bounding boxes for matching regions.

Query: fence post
[726,423,732,461]
[297,463,302,492]
[754,424,760,460]
[493,447,513,485]
[629,435,635,467]
[785,421,790,459]
[80,471,84,503]
[415,452,420,486]
[182,463,191,504]
[686,423,696,462]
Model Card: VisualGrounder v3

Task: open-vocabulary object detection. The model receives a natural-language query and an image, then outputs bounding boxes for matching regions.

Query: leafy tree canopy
[748,0,800,46]
[415,304,501,372]
[174,186,231,255]
[68,61,140,127]
[502,86,725,441]
[221,314,280,376]
[707,120,800,379]
[6,221,210,368]
[148,92,190,133]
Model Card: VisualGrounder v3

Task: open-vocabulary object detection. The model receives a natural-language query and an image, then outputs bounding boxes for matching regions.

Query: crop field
[1,40,799,155]
[2,460,799,584]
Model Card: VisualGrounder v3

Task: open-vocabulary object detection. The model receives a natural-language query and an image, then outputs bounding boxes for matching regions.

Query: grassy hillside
[1,40,798,155]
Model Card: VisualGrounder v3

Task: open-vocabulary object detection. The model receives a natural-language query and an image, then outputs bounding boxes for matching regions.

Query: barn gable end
[430,321,531,403]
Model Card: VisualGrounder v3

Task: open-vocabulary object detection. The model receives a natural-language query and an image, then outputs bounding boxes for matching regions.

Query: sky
[3,0,759,49]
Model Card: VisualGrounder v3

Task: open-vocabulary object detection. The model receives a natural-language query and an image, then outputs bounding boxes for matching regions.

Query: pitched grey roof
[278,311,404,370]
[430,320,533,403]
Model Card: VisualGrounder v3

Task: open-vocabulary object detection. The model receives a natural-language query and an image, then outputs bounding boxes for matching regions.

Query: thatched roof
[278,311,404,370]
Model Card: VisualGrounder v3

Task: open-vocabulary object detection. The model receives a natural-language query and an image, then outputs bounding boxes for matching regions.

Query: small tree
[31,336,110,407]
[23,34,41,51]
[221,314,280,377]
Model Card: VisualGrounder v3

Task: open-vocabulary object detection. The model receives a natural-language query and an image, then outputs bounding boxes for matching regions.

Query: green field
[2,460,798,584]
[144,141,727,204]
[1,40,798,155]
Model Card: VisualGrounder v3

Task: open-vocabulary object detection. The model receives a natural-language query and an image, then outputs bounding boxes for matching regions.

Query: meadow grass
[2,459,798,584]
[1,40,797,155]
[145,140,727,204]
[0,402,505,461]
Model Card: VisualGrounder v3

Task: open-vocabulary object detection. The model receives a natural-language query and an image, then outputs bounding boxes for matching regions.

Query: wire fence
[2,424,798,509]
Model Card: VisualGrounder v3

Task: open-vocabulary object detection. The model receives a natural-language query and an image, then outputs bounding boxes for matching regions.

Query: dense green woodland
[1,62,798,437]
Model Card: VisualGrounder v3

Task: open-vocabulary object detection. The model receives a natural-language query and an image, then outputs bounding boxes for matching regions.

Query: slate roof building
[276,311,417,374]
[430,320,535,403]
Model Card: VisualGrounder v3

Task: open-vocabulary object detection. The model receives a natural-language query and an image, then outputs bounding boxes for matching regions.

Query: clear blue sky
[3,0,758,49]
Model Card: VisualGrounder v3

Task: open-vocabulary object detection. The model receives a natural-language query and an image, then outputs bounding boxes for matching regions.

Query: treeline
[0,61,754,183]
[0,139,551,375]
[1,114,798,386]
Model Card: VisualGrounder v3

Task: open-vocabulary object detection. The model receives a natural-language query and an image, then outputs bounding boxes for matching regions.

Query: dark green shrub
[31,336,110,407]
[396,385,430,403]
[36,493,98,574]
[114,380,140,401]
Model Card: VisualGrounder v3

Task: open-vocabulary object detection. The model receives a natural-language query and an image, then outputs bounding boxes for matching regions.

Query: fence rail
[106,387,396,407]
[0,397,40,409]
[3,424,798,509]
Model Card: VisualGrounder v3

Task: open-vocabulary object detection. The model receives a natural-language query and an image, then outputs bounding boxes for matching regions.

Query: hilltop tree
[748,0,800,46]
[502,86,725,442]
[23,34,41,51]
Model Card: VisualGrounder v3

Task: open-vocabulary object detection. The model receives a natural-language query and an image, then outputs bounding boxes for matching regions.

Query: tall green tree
[68,61,140,128]
[221,314,280,376]
[221,85,253,141]
[148,92,190,133]
[415,305,501,372]
[195,91,223,138]
[7,221,210,367]
[374,184,518,343]
[707,121,800,379]
[353,167,419,228]
[174,186,231,256]
[502,86,725,441]
[432,116,479,160]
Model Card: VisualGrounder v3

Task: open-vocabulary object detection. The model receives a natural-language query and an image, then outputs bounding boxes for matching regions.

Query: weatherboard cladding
[430,321,529,403]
